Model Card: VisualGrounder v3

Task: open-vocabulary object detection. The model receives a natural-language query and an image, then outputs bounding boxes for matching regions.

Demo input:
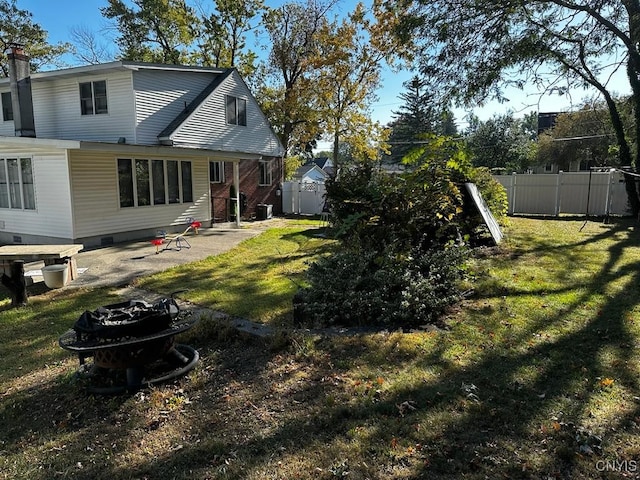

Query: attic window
[1,92,12,121]
[80,80,108,115]
[226,95,246,126]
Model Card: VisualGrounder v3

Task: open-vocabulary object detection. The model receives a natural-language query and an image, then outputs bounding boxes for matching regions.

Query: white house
[292,164,330,183]
[0,47,284,247]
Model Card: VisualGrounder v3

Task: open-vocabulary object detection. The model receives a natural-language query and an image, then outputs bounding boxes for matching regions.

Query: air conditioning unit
[256,203,273,220]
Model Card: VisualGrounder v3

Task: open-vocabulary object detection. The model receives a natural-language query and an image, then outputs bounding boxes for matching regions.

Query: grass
[1,216,639,479]
[136,225,335,326]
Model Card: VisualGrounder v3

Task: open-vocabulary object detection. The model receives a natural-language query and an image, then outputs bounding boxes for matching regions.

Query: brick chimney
[7,43,36,137]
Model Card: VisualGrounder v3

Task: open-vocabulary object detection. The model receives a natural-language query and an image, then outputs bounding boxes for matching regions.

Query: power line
[551,134,614,142]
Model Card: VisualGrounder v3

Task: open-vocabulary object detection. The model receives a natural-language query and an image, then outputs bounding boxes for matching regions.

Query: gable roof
[157,69,234,143]
[313,157,332,170]
[293,163,329,180]
[157,68,285,156]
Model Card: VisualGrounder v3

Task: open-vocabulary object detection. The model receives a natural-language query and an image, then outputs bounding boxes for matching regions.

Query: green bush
[298,135,497,329]
[469,167,508,223]
[297,245,468,329]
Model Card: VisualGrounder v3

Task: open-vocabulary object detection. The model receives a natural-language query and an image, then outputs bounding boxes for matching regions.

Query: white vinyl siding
[168,71,284,156]
[30,71,135,142]
[0,149,73,240]
[133,70,214,145]
[69,150,209,239]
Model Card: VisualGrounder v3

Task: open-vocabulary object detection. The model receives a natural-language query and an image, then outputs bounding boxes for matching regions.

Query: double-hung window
[258,160,272,186]
[1,92,13,121]
[80,80,108,115]
[225,95,247,126]
[209,161,225,183]
[0,157,35,210]
[118,158,193,208]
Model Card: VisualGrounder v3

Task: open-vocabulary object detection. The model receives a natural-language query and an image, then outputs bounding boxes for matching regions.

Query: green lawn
[0,217,639,479]
[136,225,335,326]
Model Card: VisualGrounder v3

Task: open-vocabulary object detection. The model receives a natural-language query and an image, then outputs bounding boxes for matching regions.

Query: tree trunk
[1,260,28,307]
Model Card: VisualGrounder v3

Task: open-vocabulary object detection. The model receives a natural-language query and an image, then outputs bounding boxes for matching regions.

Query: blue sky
[17,0,632,131]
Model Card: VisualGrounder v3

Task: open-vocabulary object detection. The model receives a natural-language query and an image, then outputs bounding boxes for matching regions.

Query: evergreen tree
[386,76,457,164]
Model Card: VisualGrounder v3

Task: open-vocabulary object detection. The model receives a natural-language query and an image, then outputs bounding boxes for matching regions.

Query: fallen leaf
[600,378,615,387]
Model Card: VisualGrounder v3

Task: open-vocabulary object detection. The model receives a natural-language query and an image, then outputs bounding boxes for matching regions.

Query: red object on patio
[190,221,202,234]
[150,238,164,254]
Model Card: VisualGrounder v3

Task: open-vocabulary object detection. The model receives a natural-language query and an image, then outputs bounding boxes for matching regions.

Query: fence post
[555,171,563,216]
[510,172,516,215]
[605,169,613,218]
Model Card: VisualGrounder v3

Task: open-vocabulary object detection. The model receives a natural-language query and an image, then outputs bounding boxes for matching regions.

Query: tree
[386,75,458,164]
[69,25,115,65]
[380,0,640,214]
[537,100,621,171]
[257,0,336,157]
[312,3,388,166]
[465,112,537,173]
[196,0,263,76]
[101,0,198,64]
[0,0,70,76]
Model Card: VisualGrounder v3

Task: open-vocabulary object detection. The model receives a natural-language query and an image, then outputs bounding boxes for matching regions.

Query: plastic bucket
[42,264,69,288]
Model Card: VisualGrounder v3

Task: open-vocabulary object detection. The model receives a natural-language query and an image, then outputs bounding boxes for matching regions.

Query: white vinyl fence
[282,181,327,215]
[494,170,629,216]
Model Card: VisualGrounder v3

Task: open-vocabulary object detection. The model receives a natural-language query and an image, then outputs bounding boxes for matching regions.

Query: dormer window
[79,80,108,115]
[226,95,246,126]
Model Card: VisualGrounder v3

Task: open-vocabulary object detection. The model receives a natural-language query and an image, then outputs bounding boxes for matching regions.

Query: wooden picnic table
[0,244,84,279]
[0,244,84,305]
[0,244,84,263]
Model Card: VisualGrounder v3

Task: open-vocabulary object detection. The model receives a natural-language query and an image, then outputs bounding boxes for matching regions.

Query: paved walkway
[69,224,265,288]
[68,221,285,337]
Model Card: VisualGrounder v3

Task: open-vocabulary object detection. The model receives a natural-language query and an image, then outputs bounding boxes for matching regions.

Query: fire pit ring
[59,296,199,394]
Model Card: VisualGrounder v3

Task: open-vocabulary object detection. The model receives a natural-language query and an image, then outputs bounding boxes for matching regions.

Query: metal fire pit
[59,297,199,394]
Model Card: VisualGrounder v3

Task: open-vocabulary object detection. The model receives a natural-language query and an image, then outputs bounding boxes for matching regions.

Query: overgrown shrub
[298,135,502,329]
[469,166,509,223]
[297,245,468,329]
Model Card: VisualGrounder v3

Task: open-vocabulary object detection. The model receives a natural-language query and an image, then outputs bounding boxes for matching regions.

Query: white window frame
[258,159,272,186]
[0,157,36,211]
[79,80,108,115]
[225,95,247,126]
[209,161,225,183]
[117,158,193,208]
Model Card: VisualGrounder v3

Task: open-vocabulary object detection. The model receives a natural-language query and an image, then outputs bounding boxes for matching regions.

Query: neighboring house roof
[292,164,329,182]
[313,157,332,170]
[312,157,336,177]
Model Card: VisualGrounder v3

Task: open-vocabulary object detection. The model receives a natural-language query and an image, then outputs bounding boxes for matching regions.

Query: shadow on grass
[2,219,639,479]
